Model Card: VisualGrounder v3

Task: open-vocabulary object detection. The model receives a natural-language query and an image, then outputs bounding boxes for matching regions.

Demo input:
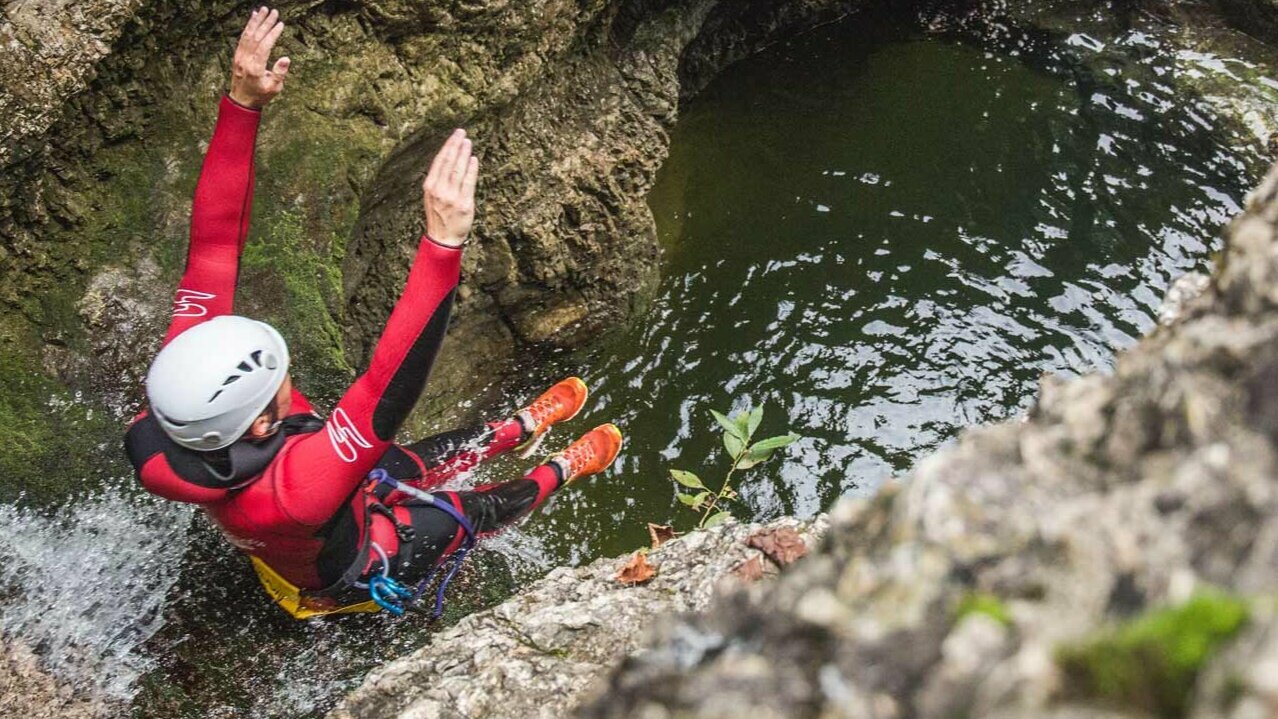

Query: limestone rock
[327,516,827,719]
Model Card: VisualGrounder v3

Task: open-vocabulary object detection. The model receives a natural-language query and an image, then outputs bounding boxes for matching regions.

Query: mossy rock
[1056,591,1249,718]
[0,343,124,505]
[955,591,1014,628]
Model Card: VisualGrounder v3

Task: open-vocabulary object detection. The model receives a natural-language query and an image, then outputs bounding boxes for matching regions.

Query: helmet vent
[251,350,264,367]
[237,361,253,373]
[208,389,224,403]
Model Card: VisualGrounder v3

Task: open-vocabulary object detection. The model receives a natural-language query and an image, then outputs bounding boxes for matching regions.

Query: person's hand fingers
[450,138,472,189]
[268,57,290,92]
[271,56,291,79]
[259,19,285,61]
[252,8,279,43]
[461,156,479,200]
[240,8,264,45]
[426,130,463,189]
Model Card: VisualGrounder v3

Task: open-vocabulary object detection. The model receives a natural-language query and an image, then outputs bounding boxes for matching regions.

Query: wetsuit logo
[172,289,217,317]
[326,408,372,462]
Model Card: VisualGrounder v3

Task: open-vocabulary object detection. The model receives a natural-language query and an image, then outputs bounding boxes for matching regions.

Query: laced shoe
[514,377,589,458]
[550,424,623,483]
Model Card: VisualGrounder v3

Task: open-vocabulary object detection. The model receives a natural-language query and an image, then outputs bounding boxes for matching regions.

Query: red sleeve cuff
[222,93,263,114]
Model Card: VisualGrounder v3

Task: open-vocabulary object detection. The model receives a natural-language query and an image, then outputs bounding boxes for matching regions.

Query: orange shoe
[515,377,589,457]
[550,423,623,483]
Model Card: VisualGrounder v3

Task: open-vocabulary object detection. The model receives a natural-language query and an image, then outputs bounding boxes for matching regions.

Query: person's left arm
[274,131,479,527]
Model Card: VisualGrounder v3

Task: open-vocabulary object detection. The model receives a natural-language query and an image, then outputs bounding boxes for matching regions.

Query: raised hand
[423,129,479,247]
[229,7,290,109]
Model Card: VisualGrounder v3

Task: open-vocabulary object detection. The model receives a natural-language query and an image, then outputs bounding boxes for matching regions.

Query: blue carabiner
[368,574,412,616]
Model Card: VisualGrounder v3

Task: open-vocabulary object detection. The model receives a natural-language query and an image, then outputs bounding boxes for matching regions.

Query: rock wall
[0,0,872,481]
[328,517,828,719]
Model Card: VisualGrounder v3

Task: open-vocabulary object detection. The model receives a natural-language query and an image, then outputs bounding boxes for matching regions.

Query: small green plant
[670,403,799,529]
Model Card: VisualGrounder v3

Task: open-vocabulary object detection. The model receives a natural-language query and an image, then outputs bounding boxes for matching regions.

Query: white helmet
[146,316,290,451]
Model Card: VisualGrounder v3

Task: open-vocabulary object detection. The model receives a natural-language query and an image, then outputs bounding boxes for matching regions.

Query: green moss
[1055,591,1249,718]
[0,347,123,505]
[955,592,1014,628]
[241,209,354,400]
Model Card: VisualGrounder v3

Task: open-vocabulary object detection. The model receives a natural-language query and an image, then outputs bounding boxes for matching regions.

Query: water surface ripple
[509,14,1265,562]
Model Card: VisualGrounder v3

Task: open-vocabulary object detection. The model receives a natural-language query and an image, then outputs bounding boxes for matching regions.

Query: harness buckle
[370,502,416,544]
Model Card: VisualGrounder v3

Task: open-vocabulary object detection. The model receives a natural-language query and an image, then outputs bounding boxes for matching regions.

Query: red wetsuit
[125,97,560,591]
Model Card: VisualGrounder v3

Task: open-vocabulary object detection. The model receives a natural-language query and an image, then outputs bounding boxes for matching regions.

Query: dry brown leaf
[746,526,808,567]
[615,551,656,586]
[732,556,765,582]
[647,523,676,549]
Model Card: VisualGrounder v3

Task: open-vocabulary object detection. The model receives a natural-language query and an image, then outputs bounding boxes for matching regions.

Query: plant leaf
[647,523,676,549]
[615,551,656,585]
[703,511,732,529]
[732,555,765,581]
[733,410,751,438]
[670,469,706,490]
[724,431,746,458]
[711,409,744,439]
[677,491,710,509]
[736,448,773,469]
[750,433,800,453]
[746,526,808,566]
[747,404,764,439]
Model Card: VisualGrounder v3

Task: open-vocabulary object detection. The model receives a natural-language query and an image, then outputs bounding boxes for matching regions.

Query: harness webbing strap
[366,469,476,618]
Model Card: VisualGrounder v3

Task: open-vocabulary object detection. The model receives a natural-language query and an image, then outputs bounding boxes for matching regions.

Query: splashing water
[0,484,192,702]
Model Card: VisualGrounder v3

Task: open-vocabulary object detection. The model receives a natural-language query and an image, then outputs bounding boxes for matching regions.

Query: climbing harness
[248,468,477,620]
[361,469,477,619]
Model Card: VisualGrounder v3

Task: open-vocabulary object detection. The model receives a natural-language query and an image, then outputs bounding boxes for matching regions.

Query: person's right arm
[159,7,290,347]
[275,130,480,527]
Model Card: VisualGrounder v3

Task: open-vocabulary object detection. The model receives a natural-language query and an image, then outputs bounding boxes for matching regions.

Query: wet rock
[1158,272,1210,327]
[0,640,108,719]
[327,516,826,719]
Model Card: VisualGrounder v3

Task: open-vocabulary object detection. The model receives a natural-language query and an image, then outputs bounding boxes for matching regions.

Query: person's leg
[387,377,591,493]
[397,419,526,489]
[383,423,623,582]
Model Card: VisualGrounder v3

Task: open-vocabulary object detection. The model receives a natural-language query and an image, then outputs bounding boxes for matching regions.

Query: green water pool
[498,11,1264,565]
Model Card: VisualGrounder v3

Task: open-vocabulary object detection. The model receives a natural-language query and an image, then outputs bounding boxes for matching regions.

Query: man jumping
[125,7,622,618]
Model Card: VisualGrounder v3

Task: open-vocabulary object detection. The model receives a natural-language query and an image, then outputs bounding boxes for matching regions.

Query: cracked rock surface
[328,517,827,719]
